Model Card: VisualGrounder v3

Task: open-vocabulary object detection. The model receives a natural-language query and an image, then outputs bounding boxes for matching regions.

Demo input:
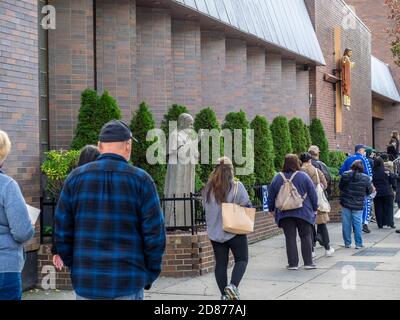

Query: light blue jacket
[0,170,34,273]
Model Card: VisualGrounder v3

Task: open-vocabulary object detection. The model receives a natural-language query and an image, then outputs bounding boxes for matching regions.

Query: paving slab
[22,223,400,300]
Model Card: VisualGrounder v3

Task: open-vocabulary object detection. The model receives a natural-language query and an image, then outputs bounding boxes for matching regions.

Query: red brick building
[1,0,399,285]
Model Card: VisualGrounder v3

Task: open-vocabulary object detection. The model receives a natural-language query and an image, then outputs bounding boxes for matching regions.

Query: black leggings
[211,235,248,296]
[374,196,394,228]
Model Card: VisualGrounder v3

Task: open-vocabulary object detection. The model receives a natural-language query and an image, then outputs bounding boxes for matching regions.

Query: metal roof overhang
[371,56,400,104]
[137,0,326,66]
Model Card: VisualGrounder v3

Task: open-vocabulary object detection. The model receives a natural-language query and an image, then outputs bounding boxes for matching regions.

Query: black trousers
[374,195,394,228]
[280,217,313,267]
[313,224,331,251]
[211,235,248,296]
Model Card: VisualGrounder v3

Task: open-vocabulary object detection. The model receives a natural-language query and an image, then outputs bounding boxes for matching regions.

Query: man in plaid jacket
[55,120,166,300]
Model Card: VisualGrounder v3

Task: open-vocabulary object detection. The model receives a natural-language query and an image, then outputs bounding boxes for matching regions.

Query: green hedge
[161,104,188,141]
[270,116,293,171]
[194,107,221,191]
[309,118,329,163]
[327,151,347,169]
[130,102,165,195]
[222,110,255,198]
[251,115,275,184]
[71,89,122,150]
[289,117,307,155]
[41,149,81,199]
[304,124,312,150]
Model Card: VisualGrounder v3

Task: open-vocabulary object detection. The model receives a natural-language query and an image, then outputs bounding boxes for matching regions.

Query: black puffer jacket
[339,171,373,210]
[373,166,396,197]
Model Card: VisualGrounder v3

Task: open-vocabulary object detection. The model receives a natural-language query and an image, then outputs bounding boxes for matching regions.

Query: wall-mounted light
[309,93,313,108]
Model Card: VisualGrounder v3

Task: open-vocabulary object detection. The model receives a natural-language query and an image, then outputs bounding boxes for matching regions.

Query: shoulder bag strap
[233,181,239,204]
[315,167,320,185]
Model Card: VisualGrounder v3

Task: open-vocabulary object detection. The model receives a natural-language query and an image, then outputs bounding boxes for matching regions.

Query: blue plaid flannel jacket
[55,153,166,299]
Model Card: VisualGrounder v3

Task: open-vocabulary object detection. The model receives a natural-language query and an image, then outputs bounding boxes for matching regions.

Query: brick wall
[246,46,266,120]
[264,53,282,120]
[0,0,41,251]
[136,7,172,125]
[201,31,226,120]
[296,68,310,124]
[224,39,247,115]
[346,0,400,149]
[96,0,137,122]
[305,0,372,152]
[172,20,202,115]
[48,0,95,150]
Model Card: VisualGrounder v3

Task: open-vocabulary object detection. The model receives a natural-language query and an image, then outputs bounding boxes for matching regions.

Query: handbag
[315,168,331,213]
[222,182,256,235]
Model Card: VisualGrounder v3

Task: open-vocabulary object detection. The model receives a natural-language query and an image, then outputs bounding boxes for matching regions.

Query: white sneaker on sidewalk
[325,247,335,257]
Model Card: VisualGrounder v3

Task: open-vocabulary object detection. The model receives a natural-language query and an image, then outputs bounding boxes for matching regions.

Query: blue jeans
[342,208,363,247]
[76,288,144,300]
[0,273,22,300]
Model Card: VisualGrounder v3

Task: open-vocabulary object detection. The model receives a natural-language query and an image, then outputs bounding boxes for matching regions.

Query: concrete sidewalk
[23,223,400,300]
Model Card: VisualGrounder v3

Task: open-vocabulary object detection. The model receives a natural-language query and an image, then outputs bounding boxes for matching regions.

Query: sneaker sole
[304,266,317,270]
[224,287,240,300]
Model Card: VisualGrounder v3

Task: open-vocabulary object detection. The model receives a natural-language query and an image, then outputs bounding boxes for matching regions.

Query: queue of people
[1,122,399,301]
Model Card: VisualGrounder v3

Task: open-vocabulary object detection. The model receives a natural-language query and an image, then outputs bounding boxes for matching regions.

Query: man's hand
[52,254,64,271]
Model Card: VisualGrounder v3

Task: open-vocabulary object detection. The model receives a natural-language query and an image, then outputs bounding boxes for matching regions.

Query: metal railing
[39,192,207,244]
[160,193,206,235]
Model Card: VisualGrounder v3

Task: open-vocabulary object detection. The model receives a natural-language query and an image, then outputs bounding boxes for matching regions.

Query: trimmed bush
[304,124,312,150]
[130,102,165,195]
[41,149,81,199]
[222,110,255,197]
[250,115,275,185]
[289,117,307,155]
[270,116,293,171]
[194,107,221,191]
[309,118,329,163]
[161,104,189,140]
[327,151,347,169]
[71,89,100,150]
[71,89,122,150]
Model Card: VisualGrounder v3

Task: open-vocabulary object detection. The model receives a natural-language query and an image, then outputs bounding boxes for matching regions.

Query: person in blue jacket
[339,144,373,234]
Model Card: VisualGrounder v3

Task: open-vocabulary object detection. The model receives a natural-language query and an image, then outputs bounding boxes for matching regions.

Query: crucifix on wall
[323,27,355,133]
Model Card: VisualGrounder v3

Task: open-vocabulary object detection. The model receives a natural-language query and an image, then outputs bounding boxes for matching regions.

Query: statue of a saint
[164,113,198,227]
[341,48,355,110]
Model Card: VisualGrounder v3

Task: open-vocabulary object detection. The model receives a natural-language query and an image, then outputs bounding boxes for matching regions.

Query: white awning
[371,55,400,103]
[172,0,326,65]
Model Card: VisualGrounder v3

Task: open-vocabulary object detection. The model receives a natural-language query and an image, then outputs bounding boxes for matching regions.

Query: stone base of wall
[35,212,281,289]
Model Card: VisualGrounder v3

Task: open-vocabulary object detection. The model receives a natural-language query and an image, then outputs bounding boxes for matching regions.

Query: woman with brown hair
[300,153,335,257]
[267,154,319,270]
[203,157,252,300]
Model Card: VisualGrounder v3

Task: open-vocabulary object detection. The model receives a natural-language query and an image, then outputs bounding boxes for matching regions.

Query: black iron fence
[161,193,206,235]
[39,192,207,244]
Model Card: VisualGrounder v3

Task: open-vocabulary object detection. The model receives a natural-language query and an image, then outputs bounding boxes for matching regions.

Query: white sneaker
[312,250,316,258]
[325,247,335,257]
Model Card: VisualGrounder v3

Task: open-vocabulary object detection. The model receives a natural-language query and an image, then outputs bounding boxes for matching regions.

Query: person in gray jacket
[0,130,34,300]
[203,157,252,301]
